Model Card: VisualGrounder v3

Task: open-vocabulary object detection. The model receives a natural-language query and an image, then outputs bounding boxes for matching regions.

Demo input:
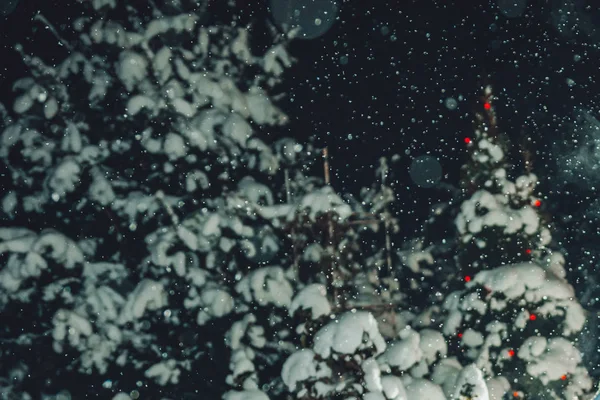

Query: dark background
[281,0,600,237]
[1,0,599,278]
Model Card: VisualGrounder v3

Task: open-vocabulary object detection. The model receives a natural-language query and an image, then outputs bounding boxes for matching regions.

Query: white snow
[153,46,172,80]
[196,287,234,324]
[478,138,504,163]
[126,95,156,116]
[313,311,386,359]
[517,337,582,385]
[13,93,34,114]
[222,390,269,400]
[0,124,22,156]
[362,358,383,392]
[289,284,331,319]
[202,213,222,236]
[116,51,148,91]
[518,336,547,358]
[48,159,82,196]
[118,280,167,323]
[300,187,353,221]
[263,44,293,77]
[44,97,59,119]
[224,314,266,389]
[245,88,286,125]
[163,132,188,160]
[456,190,540,242]
[227,348,256,387]
[452,364,489,400]
[91,0,116,10]
[223,113,253,147]
[400,249,434,273]
[171,98,196,118]
[485,377,510,400]
[145,359,181,386]
[235,266,293,307]
[256,204,295,223]
[2,190,18,215]
[459,292,487,315]
[52,309,93,349]
[237,177,274,205]
[246,138,280,173]
[419,329,448,364]
[32,231,85,268]
[381,375,408,400]
[185,170,210,192]
[515,173,538,199]
[88,173,115,206]
[469,262,585,335]
[63,123,83,154]
[281,349,331,391]
[0,230,87,292]
[364,393,386,400]
[462,328,484,348]
[431,357,463,398]
[404,378,446,400]
[543,251,567,279]
[471,263,545,300]
[379,328,422,371]
[226,314,265,350]
[302,243,324,262]
[442,309,463,336]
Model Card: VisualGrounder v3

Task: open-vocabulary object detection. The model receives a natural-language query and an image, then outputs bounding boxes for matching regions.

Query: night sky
[281,0,600,242]
[1,0,599,244]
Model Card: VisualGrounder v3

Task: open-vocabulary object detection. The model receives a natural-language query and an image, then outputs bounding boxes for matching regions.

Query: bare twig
[155,190,180,227]
[333,301,403,313]
[346,219,381,226]
[379,158,397,336]
[33,14,74,52]
[380,159,393,278]
[285,169,300,270]
[322,147,339,307]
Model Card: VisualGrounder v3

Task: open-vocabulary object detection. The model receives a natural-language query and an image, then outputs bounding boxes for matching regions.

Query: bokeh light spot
[409,155,442,188]
[270,0,339,40]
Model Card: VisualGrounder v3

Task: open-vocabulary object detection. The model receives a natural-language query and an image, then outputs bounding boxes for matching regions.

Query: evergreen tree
[0,1,345,398]
[438,86,593,399]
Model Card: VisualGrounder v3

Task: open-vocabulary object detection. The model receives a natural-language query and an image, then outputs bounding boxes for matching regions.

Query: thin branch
[322,147,339,307]
[0,329,53,345]
[379,157,397,336]
[334,301,403,313]
[380,159,393,277]
[285,169,300,270]
[346,219,381,225]
[33,14,74,52]
[155,190,180,227]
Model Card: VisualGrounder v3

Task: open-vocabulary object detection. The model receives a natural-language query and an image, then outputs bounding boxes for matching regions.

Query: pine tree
[439,86,593,399]
[0,1,337,398]
[278,155,501,400]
